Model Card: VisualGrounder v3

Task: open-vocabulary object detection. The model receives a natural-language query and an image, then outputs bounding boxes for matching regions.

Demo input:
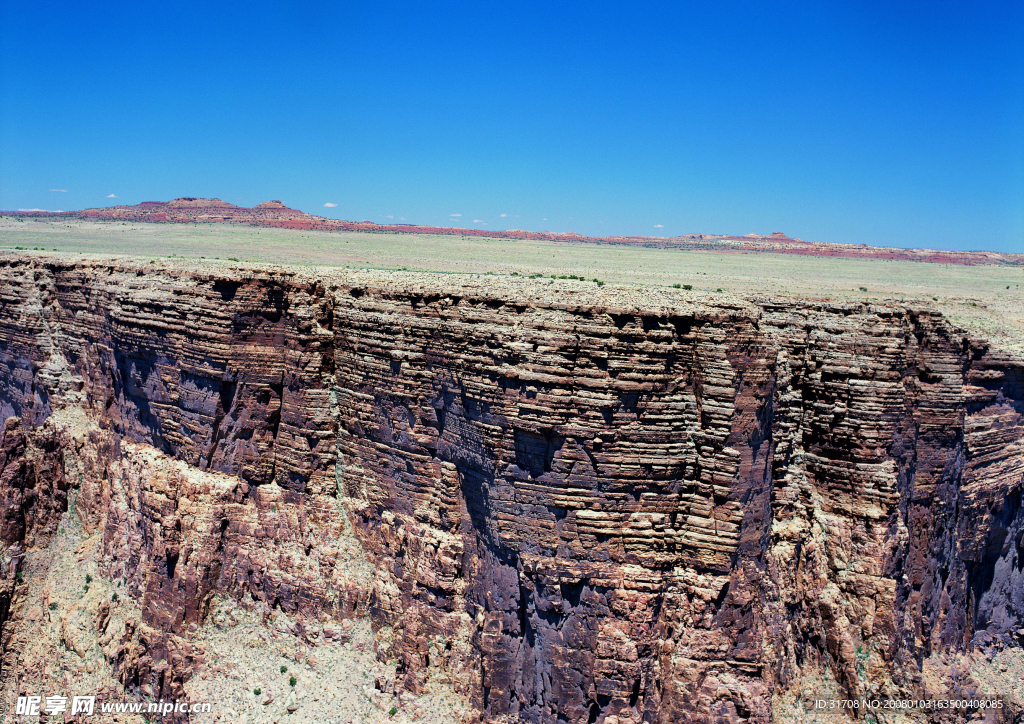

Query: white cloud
[106,194,117,198]
[386,215,394,219]
[49,189,67,193]
[654,224,664,228]
[542,218,547,221]
[18,208,50,212]
[324,203,337,208]
[450,213,462,217]
[500,213,507,217]
[399,217,406,220]
[473,219,485,223]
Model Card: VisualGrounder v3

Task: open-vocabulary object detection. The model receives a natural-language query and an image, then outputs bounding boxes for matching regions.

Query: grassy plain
[2,216,1022,354]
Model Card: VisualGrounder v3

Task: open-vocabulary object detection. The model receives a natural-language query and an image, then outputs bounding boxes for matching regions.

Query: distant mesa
[166,197,240,208]
[44,196,312,226]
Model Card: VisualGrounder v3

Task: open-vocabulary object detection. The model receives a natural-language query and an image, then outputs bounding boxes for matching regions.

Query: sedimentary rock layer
[0,256,1022,723]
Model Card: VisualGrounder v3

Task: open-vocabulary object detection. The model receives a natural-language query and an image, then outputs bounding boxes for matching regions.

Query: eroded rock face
[0,256,1022,723]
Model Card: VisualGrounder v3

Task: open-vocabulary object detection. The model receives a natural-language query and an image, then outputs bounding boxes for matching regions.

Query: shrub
[389,707,398,717]
[86,574,92,584]
[672,283,681,288]
[289,676,297,687]
[280,665,288,673]
[49,603,58,611]
[111,593,118,602]
[254,688,261,696]
[859,286,868,292]
[683,284,693,291]
[716,288,723,292]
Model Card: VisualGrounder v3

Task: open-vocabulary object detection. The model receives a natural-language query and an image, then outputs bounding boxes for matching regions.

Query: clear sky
[1,1,1021,251]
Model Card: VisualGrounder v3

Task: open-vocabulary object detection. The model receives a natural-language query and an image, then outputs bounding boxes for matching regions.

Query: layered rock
[0,256,1022,723]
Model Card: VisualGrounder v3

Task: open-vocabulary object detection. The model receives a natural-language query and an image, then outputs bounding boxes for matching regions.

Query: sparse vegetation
[48,602,58,611]
[389,707,398,717]
[289,676,297,687]
[254,688,261,695]
[111,592,118,602]
[85,574,92,584]
[855,644,869,678]
[859,286,868,292]
[281,665,288,673]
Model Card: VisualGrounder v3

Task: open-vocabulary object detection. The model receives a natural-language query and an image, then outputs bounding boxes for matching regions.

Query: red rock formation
[0,257,1023,722]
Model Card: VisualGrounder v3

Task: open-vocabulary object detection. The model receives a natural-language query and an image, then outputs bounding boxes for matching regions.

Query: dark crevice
[560,581,585,608]
[166,550,179,580]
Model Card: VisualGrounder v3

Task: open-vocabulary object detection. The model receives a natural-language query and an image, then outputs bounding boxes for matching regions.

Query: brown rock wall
[0,257,1023,722]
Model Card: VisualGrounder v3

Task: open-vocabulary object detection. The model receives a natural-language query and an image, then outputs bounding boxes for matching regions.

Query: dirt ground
[2,216,1021,355]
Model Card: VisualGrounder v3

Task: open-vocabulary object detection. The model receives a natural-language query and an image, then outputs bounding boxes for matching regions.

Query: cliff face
[0,256,1022,723]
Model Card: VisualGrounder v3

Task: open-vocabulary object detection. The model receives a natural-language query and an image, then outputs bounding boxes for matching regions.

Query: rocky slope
[0,255,1022,723]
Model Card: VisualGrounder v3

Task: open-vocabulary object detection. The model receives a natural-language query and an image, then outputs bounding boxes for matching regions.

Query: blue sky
[1,1,1021,251]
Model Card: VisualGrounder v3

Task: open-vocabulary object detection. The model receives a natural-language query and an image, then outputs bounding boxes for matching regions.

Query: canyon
[0,255,1023,723]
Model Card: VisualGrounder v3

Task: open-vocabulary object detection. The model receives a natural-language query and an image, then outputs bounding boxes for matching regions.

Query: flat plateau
[2,216,1022,355]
